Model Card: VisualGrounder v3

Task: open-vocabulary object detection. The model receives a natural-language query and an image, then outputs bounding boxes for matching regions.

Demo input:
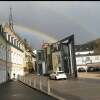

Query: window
[11,37,13,44]
[3,32,6,38]
[14,39,16,46]
[38,52,41,60]
[17,41,18,47]
[56,55,61,64]
[95,57,99,60]
[19,43,20,48]
[86,57,90,60]
[8,35,10,42]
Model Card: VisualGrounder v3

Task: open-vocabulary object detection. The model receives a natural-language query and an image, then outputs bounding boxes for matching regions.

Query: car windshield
[57,72,65,74]
[79,68,84,69]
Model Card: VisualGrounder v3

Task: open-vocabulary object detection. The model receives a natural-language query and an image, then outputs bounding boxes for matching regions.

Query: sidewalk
[0,81,57,100]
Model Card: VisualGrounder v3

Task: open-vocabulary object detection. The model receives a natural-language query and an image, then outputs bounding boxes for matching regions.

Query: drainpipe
[6,35,8,82]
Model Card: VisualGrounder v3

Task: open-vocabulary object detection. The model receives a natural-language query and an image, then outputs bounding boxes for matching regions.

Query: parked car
[78,68,86,72]
[87,67,94,72]
[29,67,34,73]
[95,66,100,71]
[49,71,67,80]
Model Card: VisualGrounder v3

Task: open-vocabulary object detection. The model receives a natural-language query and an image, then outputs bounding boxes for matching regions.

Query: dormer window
[3,32,6,38]
[14,39,16,46]
[8,35,10,42]
[17,41,18,47]
[11,37,13,44]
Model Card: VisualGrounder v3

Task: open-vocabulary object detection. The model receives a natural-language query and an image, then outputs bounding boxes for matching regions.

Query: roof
[75,44,93,52]
[76,53,100,57]
[41,42,49,49]
[27,49,36,58]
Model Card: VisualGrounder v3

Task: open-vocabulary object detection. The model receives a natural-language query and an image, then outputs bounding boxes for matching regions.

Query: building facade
[0,23,28,84]
[0,26,7,84]
[37,35,77,77]
[26,49,36,72]
[0,7,28,83]
[76,53,100,70]
[75,44,100,70]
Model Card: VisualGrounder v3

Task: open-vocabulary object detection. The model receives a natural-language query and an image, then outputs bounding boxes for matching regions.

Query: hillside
[75,38,100,53]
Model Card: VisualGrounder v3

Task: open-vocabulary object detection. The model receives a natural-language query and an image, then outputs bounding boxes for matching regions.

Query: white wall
[76,55,100,65]
[76,54,100,70]
[0,68,6,84]
[75,50,94,55]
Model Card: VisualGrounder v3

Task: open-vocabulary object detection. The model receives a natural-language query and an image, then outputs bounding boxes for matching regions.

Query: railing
[18,75,52,94]
[17,75,66,100]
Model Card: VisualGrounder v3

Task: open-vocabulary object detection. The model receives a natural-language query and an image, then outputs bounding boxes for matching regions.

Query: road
[0,81,57,100]
[24,73,100,100]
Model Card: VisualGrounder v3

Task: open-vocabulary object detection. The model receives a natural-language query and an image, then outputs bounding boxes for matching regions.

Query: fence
[17,75,66,100]
[18,75,53,95]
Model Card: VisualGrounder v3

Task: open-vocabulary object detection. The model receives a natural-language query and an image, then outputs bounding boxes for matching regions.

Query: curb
[18,80,66,100]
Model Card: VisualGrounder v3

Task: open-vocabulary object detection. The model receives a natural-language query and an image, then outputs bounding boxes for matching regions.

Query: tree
[23,38,28,50]
[28,45,34,51]
[94,39,100,53]
[26,62,34,73]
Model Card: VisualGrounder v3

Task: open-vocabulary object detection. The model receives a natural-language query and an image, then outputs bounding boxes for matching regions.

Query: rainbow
[14,24,58,43]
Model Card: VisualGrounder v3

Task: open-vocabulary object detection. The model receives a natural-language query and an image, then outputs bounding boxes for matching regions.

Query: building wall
[76,55,100,70]
[0,32,7,84]
[75,50,94,55]
[52,52,62,71]
[0,23,27,83]
[7,44,26,79]
[37,35,77,77]
[4,24,27,78]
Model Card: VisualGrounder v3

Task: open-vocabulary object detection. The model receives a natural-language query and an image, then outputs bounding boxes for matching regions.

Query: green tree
[28,45,34,51]
[94,39,100,53]
[26,62,33,68]
[23,38,28,50]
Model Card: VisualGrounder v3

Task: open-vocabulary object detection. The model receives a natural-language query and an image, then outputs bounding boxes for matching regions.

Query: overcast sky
[0,1,100,49]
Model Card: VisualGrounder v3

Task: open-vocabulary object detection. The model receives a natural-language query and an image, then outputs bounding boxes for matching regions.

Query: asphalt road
[24,73,100,100]
[0,81,57,100]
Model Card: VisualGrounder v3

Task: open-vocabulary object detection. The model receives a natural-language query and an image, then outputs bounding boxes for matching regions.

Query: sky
[0,1,100,49]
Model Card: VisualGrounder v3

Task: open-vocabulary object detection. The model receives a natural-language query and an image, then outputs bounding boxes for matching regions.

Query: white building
[75,44,100,71]
[0,27,7,84]
[0,7,27,84]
